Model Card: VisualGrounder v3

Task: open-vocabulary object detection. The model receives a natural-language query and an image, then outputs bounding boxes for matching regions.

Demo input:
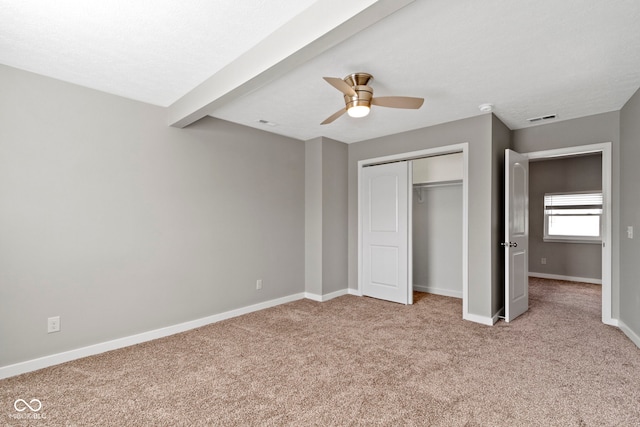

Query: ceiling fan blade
[371,96,424,109]
[321,107,347,125]
[323,77,357,97]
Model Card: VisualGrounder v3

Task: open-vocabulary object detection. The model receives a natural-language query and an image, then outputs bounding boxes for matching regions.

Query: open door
[504,149,529,322]
[361,161,411,304]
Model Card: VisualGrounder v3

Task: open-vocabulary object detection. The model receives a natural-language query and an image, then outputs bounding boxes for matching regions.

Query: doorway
[522,142,613,325]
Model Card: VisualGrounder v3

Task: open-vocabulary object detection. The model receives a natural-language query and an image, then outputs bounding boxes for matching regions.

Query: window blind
[544,192,602,214]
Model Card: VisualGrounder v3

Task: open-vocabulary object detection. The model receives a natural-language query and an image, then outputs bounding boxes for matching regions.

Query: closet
[412,153,463,298]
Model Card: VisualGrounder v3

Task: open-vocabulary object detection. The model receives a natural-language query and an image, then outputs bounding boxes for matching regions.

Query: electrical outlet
[628,226,634,239]
[541,258,547,265]
[47,316,60,333]
[256,279,263,290]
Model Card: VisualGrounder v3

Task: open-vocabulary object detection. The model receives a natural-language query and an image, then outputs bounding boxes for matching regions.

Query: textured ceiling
[211,0,640,142]
[2,0,640,143]
[0,0,316,106]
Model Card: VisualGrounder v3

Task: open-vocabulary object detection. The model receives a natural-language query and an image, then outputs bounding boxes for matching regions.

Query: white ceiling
[2,0,640,143]
[0,0,317,106]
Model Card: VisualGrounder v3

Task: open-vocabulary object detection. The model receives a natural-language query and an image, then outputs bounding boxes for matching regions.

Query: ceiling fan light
[347,105,370,118]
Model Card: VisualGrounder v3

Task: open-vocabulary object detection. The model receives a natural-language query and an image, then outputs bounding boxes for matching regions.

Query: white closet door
[361,161,411,304]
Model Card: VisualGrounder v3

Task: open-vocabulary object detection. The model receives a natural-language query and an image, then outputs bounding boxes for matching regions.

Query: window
[543,191,602,242]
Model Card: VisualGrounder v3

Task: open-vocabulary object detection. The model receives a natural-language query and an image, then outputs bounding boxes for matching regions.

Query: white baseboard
[304,292,322,302]
[493,311,503,325]
[529,272,602,285]
[348,288,362,296]
[0,292,306,380]
[413,285,462,299]
[463,312,496,326]
[618,320,640,349]
[304,289,349,302]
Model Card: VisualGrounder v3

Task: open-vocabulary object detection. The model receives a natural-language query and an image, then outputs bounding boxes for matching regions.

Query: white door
[361,161,411,304]
[504,149,529,322]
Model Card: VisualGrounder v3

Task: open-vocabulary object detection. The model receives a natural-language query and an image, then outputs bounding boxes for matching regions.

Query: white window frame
[543,190,603,243]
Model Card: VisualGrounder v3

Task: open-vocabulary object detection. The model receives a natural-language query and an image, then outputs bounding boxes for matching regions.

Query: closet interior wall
[412,154,463,298]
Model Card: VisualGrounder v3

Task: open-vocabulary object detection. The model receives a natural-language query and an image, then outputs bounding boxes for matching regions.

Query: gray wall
[305,139,323,296]
[412,183,463,297]
[348,114,499,319]
[0,65,305,367]
[513,111,621,318]
[304,137,348,297]
[528,155,602,280]
[620,87,640,338]
[321,138,348,295]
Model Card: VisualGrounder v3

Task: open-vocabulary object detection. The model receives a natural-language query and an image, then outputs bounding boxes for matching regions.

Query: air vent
[527,114,557,123]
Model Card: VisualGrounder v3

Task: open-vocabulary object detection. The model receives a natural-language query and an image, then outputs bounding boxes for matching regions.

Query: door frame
[357,143,470,318]
[523,142,613,325]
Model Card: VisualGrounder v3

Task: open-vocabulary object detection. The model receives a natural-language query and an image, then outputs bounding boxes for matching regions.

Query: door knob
[501,242,518,247]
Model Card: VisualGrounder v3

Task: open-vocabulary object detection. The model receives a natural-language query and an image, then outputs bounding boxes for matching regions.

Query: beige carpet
[2,278,639,426]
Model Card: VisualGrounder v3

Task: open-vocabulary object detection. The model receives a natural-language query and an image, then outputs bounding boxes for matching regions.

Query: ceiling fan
[320,72,424,125]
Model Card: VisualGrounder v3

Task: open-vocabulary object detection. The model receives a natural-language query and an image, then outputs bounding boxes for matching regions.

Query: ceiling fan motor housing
[343,73,374,109]
[344,85,373,109]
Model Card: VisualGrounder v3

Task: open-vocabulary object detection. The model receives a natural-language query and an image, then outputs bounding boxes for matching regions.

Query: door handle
[501,242,518,247]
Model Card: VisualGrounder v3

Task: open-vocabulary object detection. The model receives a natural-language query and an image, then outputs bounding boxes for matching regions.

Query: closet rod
[412,179,462,189]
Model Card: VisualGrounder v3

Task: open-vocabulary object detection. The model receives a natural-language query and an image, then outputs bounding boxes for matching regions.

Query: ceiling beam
[167,0,415,128]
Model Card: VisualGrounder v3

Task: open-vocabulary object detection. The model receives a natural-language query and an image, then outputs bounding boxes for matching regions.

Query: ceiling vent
[527,114,557,123]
